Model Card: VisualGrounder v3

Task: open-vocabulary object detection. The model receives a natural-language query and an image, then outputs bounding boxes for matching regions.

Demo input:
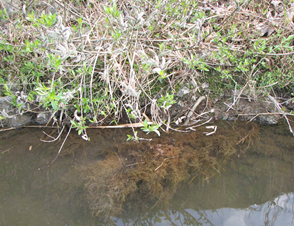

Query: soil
[169,94,293,127]
[0,91,293,129]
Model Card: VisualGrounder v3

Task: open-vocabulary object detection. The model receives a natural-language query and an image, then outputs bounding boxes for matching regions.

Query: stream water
[0,120,293,226]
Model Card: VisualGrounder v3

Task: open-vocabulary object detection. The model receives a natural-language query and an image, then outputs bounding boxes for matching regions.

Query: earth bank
[0,92,293,128]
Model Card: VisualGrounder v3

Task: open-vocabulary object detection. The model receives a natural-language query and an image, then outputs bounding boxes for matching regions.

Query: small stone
[285,99,294,110]
[221,113,229,120]
[177,87,190,97]
[202,82,209,89]
[49,7,57,15]
[35,112,51,125]
[0,96,13,113]
[258,115,278,125]
[7,114,32,127]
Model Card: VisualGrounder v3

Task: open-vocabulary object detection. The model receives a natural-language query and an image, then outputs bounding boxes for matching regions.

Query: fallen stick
[184,96,206,126]
[21,122,154,129]
[87,122,154,129]
[238,112,294,116]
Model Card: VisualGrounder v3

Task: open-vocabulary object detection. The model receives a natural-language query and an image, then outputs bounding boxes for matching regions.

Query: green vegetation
[0,0,293,137]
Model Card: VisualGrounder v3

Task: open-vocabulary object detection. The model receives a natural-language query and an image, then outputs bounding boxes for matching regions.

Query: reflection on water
[0,120,293,225]
[116,193,293,226]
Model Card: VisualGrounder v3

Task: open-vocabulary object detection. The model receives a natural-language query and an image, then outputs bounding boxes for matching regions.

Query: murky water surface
[0,121,293,225]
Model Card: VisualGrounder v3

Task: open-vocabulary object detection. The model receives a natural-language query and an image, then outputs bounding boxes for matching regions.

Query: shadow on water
[0,120,293,225]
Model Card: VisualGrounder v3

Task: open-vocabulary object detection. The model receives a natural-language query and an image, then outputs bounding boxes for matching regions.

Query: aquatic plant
[82,122,260,220]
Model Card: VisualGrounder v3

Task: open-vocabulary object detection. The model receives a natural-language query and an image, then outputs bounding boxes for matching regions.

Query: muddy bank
[0,93,293,128]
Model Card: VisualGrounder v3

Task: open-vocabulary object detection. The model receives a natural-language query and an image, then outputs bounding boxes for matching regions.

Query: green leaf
[70,120,77,128]
[284,35,294,42]
[142,128,150,133]
[143,119,148,128]
[127,134,132,141]
[51,101,58,110]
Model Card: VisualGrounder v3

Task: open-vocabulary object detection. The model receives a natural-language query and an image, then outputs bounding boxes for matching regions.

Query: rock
[7,114,32,127]
[170,102,183,118]
[201,82,209,89]
[35,112,52,125]
[49,7,57,15]
[0,96,13,114]
[1,96,34,127]
[6,83,21,92]
[221,113,229,120]
[257,115,279,125]
[285,99,294,110]
[176,87,190,98]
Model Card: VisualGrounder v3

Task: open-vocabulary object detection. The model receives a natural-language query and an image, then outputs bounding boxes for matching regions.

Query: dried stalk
[87,122,153,129]
[38,124,72,170]
[268,94,294,135]
[184,96,206,125]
